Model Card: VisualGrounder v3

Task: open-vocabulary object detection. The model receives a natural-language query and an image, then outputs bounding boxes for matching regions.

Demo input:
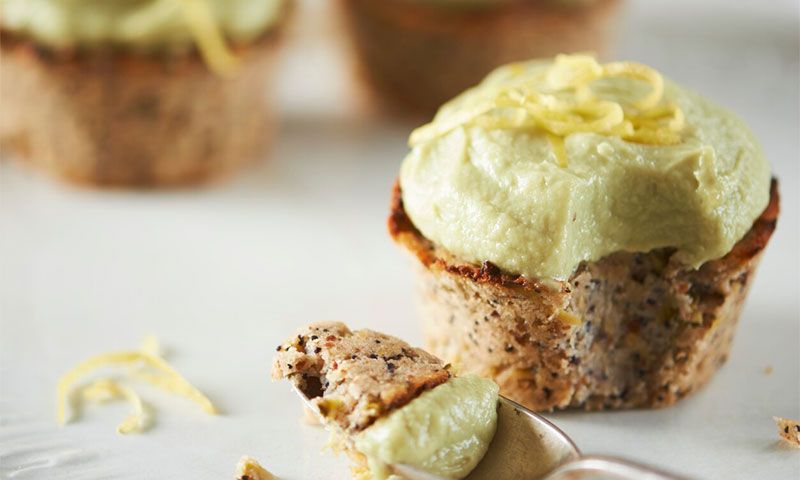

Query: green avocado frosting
[354,375,499,480]
[0,0,286,50]
[400,55,771,280]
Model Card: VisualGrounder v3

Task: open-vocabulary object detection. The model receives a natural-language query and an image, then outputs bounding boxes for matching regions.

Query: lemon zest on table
[57,338,217,432]
[80,379,150,434]
[409,54,687,166]
[173,0,240,76]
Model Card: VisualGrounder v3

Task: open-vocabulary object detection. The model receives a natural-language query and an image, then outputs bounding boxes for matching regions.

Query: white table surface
[1,1,798,479]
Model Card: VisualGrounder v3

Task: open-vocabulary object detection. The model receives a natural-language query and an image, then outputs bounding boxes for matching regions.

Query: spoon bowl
[464,396,579,480]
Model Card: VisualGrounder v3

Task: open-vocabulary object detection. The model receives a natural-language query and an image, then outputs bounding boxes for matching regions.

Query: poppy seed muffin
[337,0,621,115]
[0,0,291,187]
[389,54,778,411]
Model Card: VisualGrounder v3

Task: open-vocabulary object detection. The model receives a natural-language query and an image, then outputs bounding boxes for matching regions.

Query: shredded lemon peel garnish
[409,54,687,165]
[57,337,217,434]
[173,0,241,76]
[81,379,150,434]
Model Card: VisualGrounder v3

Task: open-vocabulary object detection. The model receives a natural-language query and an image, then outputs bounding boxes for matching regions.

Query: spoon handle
[544,454,692,480]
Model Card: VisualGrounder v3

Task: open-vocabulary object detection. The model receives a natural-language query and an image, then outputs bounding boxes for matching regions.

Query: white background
[1,0,798,478]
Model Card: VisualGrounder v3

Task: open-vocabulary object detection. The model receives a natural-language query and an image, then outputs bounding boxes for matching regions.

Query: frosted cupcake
[338,0,621,115]
[389,54,778,411]
[0,0,290,186]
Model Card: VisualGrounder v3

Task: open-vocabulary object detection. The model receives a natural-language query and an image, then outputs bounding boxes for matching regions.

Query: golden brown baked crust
[389,179,779,411]
[272,322,451,433]
[0,26,285,187]
[338,0,621,115]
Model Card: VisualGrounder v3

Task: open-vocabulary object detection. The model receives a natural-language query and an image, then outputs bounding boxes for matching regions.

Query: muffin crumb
[773,417,800,448]
[235,456,277,480]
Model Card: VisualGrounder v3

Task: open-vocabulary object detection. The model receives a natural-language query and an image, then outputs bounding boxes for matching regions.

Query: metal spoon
[291,385,691,480]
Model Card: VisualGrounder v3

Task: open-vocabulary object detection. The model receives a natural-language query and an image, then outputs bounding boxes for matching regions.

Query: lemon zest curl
[409,54,687,165]
[57,337,217,434]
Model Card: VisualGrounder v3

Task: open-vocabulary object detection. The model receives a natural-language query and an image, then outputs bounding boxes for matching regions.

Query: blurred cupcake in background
[0,0,291,187]
[338,0,621,116]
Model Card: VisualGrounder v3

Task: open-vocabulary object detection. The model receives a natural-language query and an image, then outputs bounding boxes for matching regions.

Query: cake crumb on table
[773,417,800,448]
[235,456,277,480]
